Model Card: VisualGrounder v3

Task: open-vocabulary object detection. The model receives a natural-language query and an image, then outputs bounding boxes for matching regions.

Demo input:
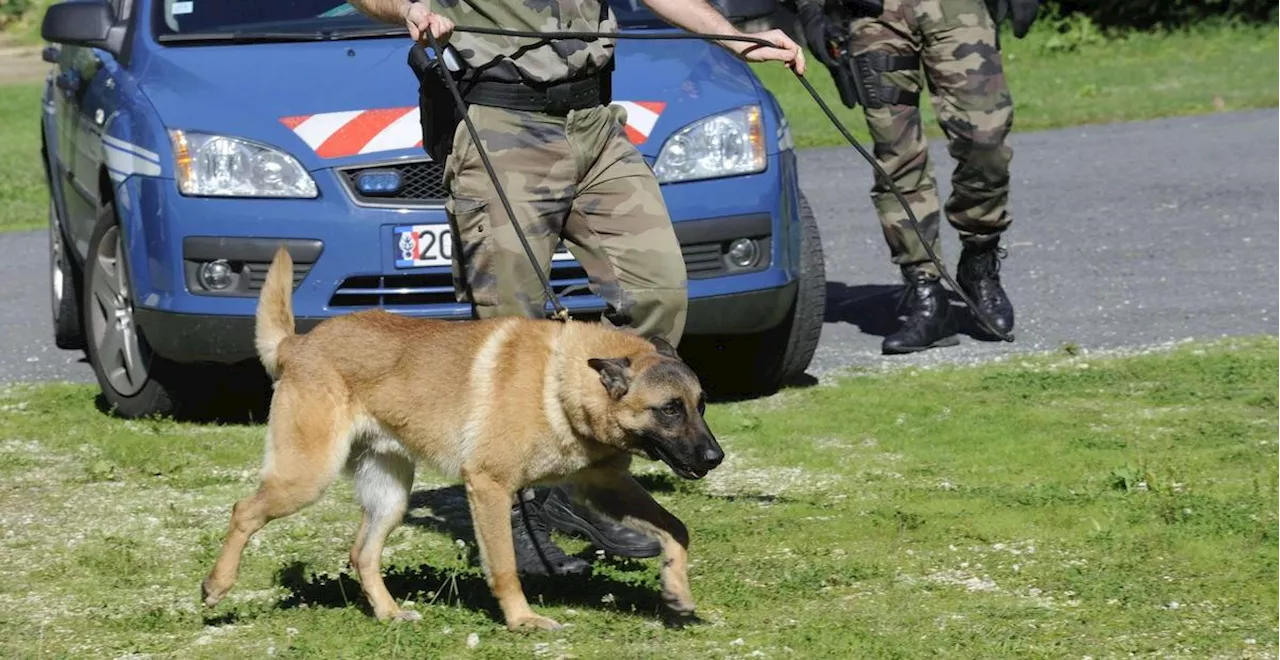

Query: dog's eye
[659,401,684,417]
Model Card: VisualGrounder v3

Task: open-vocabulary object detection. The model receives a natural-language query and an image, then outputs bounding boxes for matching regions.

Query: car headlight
[652,104,767,184]
[168,130,318,198]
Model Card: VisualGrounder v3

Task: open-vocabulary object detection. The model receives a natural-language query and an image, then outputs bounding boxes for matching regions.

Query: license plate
[392,224,576,269]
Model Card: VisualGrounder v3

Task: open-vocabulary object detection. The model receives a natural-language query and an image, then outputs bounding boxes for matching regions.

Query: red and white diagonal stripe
[611,101,666,146]
[280,101,666,159]
[280,108,422,159]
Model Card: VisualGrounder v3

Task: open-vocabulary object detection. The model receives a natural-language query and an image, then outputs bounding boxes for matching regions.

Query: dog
[200,246,725,631]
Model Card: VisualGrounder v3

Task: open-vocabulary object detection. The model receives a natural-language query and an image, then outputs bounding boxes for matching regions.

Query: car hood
[134,34,765,171]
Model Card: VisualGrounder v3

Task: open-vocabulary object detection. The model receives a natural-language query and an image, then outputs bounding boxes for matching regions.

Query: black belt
[461,75,605,116]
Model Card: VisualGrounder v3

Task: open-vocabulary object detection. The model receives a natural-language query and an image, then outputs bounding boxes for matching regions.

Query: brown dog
[200,247,724,631]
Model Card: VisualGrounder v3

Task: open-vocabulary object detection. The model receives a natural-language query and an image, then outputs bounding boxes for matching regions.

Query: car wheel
[685,190,827,397]
[49,198,85,351]
[82,201,181,419]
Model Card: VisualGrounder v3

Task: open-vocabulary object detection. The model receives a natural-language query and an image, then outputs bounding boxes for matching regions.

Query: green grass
[1,336,1276,658]
[0,81,47,233]
[1,0,54,45]
[752,19,1280,148]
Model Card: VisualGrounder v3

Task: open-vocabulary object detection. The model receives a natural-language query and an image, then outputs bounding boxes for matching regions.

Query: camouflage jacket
[431,0,618,84]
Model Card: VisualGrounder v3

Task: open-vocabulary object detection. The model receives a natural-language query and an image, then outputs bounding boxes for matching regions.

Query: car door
[50,40,88,248]
[64,0,135,255]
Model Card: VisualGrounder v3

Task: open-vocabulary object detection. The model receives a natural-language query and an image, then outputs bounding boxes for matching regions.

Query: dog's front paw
[507,613,564,632]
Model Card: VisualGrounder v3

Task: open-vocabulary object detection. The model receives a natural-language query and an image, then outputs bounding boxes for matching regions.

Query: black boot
[882,267,959,355]
[510,493,592,577]
[541,485,661,558]
[956,238,1014,336]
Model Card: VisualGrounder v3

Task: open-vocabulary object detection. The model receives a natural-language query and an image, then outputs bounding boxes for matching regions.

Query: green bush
[1047,0,1278,30]
[0,0,33,31]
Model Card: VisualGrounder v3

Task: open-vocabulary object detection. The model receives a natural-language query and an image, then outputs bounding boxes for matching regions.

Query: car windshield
[152,0,668,41]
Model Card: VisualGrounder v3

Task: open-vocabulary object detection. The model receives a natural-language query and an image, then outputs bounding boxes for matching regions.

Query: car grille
[339,159,448,206]
[245,262,313,293]
[328,235,770,308]
[682,242,726,278]
[330,264,596,308]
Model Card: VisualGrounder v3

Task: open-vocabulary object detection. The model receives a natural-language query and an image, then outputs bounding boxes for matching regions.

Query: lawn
[0,81,46,234]
[0,336,1275,658]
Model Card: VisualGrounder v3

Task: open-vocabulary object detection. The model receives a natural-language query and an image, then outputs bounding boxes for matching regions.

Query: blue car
[37,0,826,418]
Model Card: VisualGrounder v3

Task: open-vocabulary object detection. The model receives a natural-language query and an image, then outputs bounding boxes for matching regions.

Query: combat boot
[541,485,661,558]
[510,494,591,577]
[882,266,959,355]
[956,238,1014,336]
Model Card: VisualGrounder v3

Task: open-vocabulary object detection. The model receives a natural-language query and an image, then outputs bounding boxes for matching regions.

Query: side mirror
[41,0,125,55]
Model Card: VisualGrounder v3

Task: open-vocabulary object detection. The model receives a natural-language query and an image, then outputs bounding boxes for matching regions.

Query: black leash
[423,26,1015,342]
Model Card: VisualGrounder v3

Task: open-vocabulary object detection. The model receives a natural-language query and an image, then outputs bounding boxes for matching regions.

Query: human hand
[728,28,807,76]
[402,1,454,46]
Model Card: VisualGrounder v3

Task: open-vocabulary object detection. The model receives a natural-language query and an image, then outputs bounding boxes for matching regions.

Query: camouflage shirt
[431,0,618,84]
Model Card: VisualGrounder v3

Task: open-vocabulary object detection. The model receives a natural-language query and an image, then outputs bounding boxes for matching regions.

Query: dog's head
[587,337,724,480]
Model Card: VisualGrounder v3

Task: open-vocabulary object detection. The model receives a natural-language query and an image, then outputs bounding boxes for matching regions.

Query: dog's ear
[647,335,680,360]
[588,357,631,400]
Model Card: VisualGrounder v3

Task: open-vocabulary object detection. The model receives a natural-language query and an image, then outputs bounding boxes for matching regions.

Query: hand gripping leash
[421,27,1015,342]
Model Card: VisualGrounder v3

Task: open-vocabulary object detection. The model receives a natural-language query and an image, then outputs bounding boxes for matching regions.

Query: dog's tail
[255,246,297,380]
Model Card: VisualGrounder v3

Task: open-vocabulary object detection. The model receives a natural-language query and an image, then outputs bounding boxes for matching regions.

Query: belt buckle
[546,84,572,115]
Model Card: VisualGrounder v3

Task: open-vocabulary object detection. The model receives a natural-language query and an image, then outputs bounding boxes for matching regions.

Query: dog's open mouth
[642,437,707,480]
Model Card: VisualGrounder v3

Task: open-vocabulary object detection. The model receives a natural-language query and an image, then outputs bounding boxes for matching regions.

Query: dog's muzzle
[642,434,724,480]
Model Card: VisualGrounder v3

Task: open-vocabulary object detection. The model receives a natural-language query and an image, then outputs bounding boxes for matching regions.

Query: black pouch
[407,43,465,163]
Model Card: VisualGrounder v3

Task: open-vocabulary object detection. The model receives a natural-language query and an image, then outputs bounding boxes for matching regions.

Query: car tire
[49,198,85,351]
[685,190,827,397]
[82,200,183,419]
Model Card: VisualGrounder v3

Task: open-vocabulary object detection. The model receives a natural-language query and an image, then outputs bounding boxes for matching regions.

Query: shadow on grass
[270,559,702,628]
[91,359,274,425]
[253,484,702,628]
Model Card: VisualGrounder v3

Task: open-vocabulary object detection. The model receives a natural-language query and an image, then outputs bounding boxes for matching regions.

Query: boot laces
[969,246,1006,281]
[895,273,940,322]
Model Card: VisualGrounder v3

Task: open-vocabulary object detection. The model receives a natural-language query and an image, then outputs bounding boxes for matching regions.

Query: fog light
[726,238,759,268]
[199,259,233,290]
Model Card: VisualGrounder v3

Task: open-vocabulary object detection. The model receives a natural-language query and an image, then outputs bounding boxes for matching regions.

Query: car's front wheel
[684,191,827,398]
[82,201,183,418]
[50,198,85,351]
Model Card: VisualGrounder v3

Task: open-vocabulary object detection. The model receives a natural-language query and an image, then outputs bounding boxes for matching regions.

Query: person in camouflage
[348,0,805,576]
[794,0,1035,354]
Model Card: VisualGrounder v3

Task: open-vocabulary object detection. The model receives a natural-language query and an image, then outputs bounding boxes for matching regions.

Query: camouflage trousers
[846,0,1015,277]
[441,102,689,346]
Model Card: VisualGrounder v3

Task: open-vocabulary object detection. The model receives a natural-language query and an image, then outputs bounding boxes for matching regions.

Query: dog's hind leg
[348,439,417,622]
[201,383,353,608]
[571,469,696,618]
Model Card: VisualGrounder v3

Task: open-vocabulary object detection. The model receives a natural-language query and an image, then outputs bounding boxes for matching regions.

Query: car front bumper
[119,152,803,364]
[134,280,796,363]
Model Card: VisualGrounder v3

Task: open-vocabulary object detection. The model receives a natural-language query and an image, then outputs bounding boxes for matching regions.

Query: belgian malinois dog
[200,247,724,631]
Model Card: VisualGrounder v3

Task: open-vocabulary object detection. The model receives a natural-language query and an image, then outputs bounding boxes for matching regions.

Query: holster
[407,43,466,163]
[828,54,861,109]
[846,50,921,110]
